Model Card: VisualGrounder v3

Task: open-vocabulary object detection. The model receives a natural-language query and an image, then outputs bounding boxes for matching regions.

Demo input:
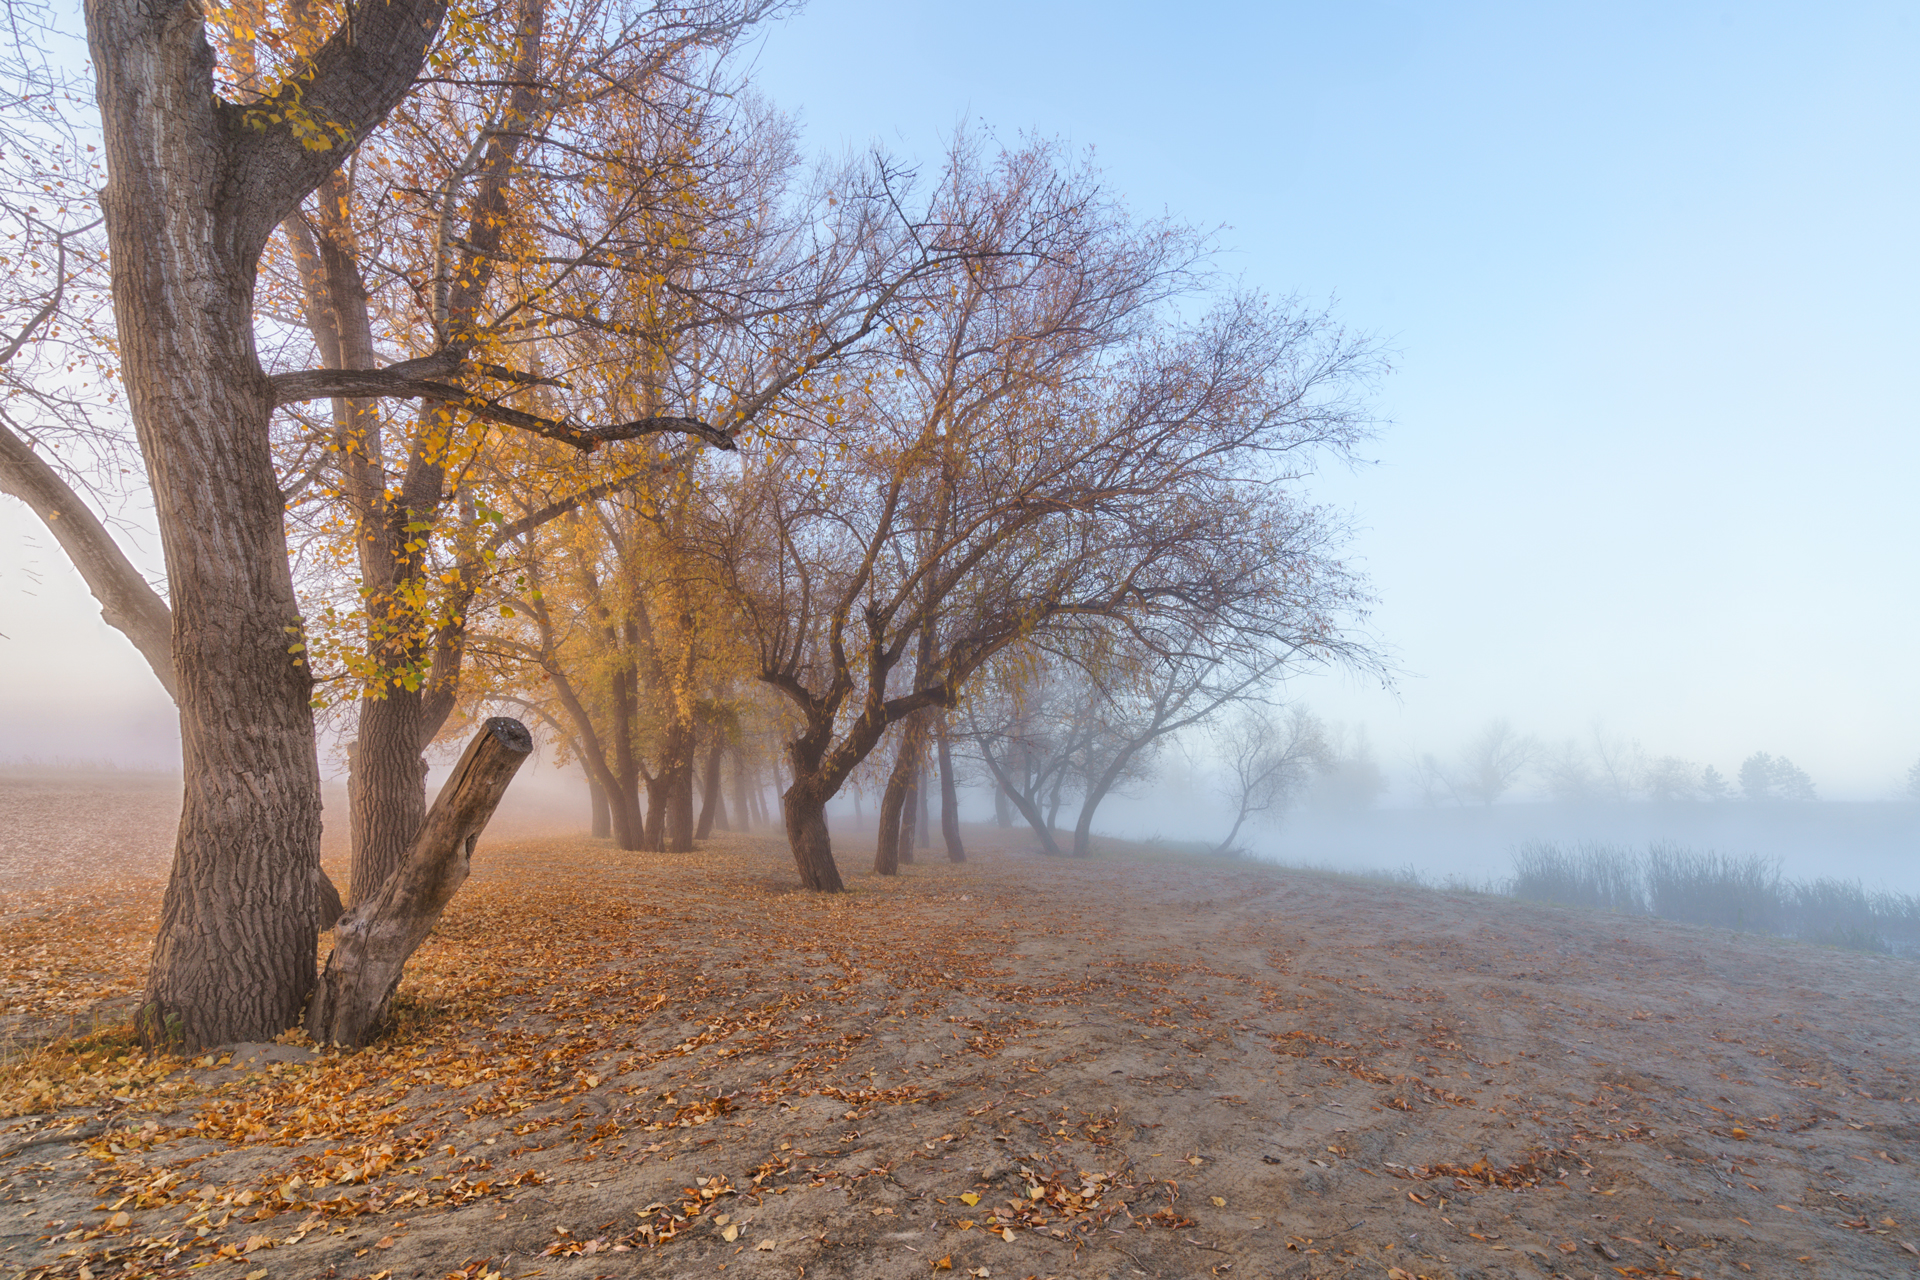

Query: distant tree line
[1414,720,1844,806]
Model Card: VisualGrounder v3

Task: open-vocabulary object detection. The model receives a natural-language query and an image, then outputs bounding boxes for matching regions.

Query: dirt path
[2,822,1917,1279]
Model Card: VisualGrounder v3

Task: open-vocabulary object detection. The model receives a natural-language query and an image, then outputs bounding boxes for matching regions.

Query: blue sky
[742,0,1920,796]
[3,0,1916,795]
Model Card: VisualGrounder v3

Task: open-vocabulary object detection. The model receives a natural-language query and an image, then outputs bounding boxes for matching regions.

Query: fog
[5,3,1918,899]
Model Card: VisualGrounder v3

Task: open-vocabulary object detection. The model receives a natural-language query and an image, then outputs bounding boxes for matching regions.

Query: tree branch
[0,418,176,700]
[269,367,730,452]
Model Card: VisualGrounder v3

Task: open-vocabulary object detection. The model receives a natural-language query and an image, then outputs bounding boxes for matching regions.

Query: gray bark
[307,718,531,1046]
[86,0,447,1047]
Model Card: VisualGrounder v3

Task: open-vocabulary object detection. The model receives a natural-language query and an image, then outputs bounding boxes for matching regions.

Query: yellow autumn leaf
[959,1191,980,1206]
[722,1223,740,1242]
[1210,1196,1226,1207]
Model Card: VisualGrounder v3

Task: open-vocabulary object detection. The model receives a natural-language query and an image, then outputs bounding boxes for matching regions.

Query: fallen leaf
[959,1192,981,1206]
[722,1223,740,1242]
[1901,1241,1920,1257]
[756,1240,776,1252]
[1186,1156,1203,1166]
[108,1211,131,1228]
[245,1273,267,1280]
[1210,1196,1226,1207]
[930,1258,951,1272]
[376,1235,396,1249]
[1001,1226,1015,1242]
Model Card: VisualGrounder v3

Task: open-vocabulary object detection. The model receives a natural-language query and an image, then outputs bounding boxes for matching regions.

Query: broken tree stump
[306,717,533,1046]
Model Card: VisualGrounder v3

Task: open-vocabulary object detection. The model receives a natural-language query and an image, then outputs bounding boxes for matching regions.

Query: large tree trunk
[95,19,321,1051]
[308,718,531,1046]
[783,784,843,892]
[87,0,444,1050]
[937,717,965,863]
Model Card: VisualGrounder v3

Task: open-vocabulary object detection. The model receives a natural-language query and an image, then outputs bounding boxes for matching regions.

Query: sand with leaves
[3,788,1919,1280]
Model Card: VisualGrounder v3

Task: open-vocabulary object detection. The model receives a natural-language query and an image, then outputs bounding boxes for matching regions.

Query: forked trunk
[981,749,1061,854]
[308,718,531,1046]
[644,774,669,850]
[783,786,844,892]
[873,733,916,876]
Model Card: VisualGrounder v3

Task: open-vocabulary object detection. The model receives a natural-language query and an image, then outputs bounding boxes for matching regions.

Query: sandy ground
[1,786,1918,1280]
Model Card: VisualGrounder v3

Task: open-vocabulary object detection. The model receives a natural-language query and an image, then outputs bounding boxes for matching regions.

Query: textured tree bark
[307,718,531,1046]
[937,717,965,863]
[87,0,444,1049]
[783,785,844,892]
[347,691,428,905]
[0,420,177,700]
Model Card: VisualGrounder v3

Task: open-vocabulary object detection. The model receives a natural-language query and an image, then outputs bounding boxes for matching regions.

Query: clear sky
[2,0,1916,795]
[744,0,1920,798]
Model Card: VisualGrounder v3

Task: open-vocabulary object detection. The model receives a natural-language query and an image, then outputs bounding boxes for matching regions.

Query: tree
[1905,757,1920,802]
[66,0,763,1047]
[1642,756,1701,802]
[1208,706,1324,856]
[699,139,1381,889]
[1453,718,1536,805]
[1305,723,1385,811]
[1739,751,1816,801]
[268,0,792,902]
[84,0,452,1048]
[0,0,173,694]
[1534,724,1642,804]
[1700,764,1731,801]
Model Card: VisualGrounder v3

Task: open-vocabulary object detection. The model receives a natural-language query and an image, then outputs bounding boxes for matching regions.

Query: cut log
[306,718,532,1046]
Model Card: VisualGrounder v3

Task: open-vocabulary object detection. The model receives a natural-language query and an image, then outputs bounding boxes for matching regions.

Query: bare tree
[1453,719,1537,805]
[698,137,1382,889]
[1208,706,1325,856]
